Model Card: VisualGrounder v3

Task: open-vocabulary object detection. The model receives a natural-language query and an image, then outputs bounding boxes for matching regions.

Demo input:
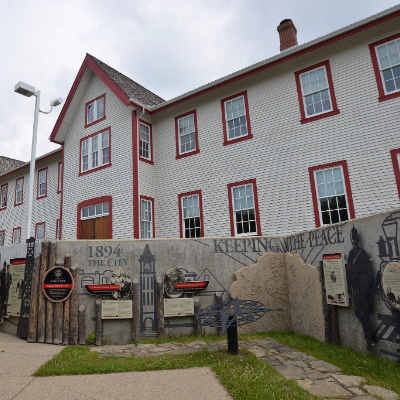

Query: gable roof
[0,156,25,176]
[90,55,165,107]
[0,148,62,180]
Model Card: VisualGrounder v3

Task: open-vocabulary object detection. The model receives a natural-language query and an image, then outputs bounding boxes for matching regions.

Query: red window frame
[139,119,154,165]
[140,195,155,238]
[175,110,200,159]
[56,218,61,240]
[0,183,8,210]
[0,230,5,246]
[37,167,48,200]
[35,222,46,240]
[294,60,340,124]
[76,196,113,239]
[178,190,204,238]
[227,179,261,237]
[369,32,400,103]
[57,161,62,194]
[14,177,24,207]
[79,127,112,177]
[12,227,21,244]
[221,91,253,146]
[308,160,355,228]
[85,93,106,128]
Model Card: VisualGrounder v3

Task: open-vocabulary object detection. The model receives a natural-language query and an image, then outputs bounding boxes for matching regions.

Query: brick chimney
[277,19,298,52]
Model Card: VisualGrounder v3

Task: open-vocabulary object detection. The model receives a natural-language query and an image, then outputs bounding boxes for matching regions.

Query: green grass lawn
[34,331,400,399]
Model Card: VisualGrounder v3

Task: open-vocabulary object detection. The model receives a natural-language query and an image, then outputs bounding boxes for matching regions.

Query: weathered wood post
[45,241,57,344]
[157,277,164,338]
[70,265,79,345]
[95,299,102,346]
[27,254,41,342]
[194,296,201,337]
[132,279,140,342]
[62,256,71,345]
[78,305,86,345]
[37,241,49,343]
[215,292,223,336]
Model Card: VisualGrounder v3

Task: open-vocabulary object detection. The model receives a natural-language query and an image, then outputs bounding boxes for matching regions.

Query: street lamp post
[14,81,63,241]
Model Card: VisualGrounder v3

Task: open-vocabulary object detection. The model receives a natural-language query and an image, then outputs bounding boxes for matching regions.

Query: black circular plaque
[43,267,74,302]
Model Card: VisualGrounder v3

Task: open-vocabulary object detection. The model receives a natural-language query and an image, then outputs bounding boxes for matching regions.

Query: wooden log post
[69,265,79,345]
[37,241,50,343]
[78,305,86,345]
[194,296,201,337]
[95,299,102,346]
[156,277,164,338]
[53,302,63,344]
[45,241,57,344]
[27,254,41,342]
[132,279,140,343]
[215,292,223,336]
[62,256,71,345]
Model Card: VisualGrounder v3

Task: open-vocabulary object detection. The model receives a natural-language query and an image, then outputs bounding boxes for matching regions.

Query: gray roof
[0,148,62,179]
[89,55,165,107]
[0,156,25,176]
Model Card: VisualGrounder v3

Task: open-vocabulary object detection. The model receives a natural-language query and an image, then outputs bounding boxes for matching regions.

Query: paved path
[0,332,231,400]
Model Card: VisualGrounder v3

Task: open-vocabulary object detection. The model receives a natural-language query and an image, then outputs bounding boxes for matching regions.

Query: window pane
[305,95,313,105]
[326,182,335,196]
[387,41,397,54]
[96,204,102,215]
[89,206,95,216]
[316,171,324,184]
[82,208,89,218]
[330,210,339,224]
[380,56,390,69]
[339,208,349,221]
[303,84,311,94]
[335,181,344,195]
[103,203,109,214]
[309,70,317,81]
[318,184,326,197]
[377,45,388,58]
[324,169,333,182]
[320,198,328,211]
[329,197,337,210]
[317,68,325,79]
[337,195,346,208]
[301,73,309,85]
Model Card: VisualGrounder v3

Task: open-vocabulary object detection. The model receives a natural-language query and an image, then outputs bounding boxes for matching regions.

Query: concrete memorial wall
[1,208,400,363]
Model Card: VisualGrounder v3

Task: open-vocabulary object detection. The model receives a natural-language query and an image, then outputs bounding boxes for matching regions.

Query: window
[57,162,62,193]
[141,196,154,239]
[79,128,111,175]
[295,60,340,124]
[37,167,47,199]
[0,231,4,246]
[81,202,109,220]
[390,148,400,200]
[309,161,355,228]
[139,120,154,164]
[175,110,200,159]
[178,190,204,238]
[56,219,61,240]
[227,179,261,237]
[15,177,24,206]
[12,228,21,244]
[85,94,106,128]
[369,33,400,102]
[221,91,252,146]
[0,184,7,210]
[35,223,45,240]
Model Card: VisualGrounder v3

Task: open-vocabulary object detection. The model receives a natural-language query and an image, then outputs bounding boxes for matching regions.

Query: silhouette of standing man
[347,226,376,351]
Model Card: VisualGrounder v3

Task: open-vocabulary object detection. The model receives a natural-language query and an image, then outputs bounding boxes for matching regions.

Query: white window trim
[375,40,400,96]
[38,169,47,198]
[314,166,350,226]
[300,66,333,118]
[141,198,153,239]
[230,183,258,237]
[181,194,202,238]
[81,202,109,220]
[15,178,23,204]
[224,95,248,142]
[13,228,21,244]
[87,97,104,125]
[36,223,45,240]
[178,114,196,155]
[81,130,110,173]
[140,122,152,160]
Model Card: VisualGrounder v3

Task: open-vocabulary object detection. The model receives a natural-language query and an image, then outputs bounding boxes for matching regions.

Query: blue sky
[1,0,399,161]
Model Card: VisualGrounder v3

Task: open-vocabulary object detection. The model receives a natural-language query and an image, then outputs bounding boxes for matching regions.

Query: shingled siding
[150,19,400,238]
[62,73,135,240]
[0,155,61,244]
[0,157,24,176]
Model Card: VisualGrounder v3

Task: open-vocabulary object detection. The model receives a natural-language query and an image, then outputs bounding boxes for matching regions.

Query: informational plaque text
[382,260,400,310]
[7,259,26,316]
[101,300,133,319]
[164,298,194,317]
[322,253,349,306]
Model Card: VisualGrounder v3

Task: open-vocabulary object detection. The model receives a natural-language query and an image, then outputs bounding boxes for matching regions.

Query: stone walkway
[93,338,399,400]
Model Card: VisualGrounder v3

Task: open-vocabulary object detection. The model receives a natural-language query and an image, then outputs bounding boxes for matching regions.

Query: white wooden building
[1,5,400,245]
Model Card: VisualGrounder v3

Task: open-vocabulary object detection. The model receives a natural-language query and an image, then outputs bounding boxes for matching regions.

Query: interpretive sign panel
[164,298,194,317]
[7,259,26,316]
[43,266,74,302]
[101,300,132,319]
[322,253,349,306]
[382,261,400,310]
